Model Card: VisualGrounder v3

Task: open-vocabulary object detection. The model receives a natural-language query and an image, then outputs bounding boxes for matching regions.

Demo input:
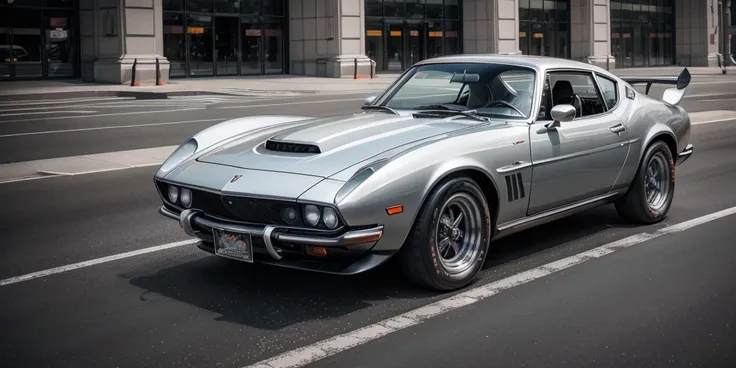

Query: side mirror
[547,104,576,128]
[364,96,376,105]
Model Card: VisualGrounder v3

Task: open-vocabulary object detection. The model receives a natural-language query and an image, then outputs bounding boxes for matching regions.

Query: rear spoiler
[619,68,691,106]
[620,68,691,95]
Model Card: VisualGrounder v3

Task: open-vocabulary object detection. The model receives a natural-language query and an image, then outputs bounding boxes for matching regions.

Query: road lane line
[0,97,135,107]
[0,107,206,123]
[0,118,227,138]
[692,117,736,125]
[244,205,736,368]
[0,239,198,287]
[0,110,98,117]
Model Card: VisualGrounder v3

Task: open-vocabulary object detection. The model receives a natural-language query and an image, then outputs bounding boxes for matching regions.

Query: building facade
[0,0,733,83]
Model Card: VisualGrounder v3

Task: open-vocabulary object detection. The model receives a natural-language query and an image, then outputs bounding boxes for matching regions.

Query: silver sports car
[155,55,693,291]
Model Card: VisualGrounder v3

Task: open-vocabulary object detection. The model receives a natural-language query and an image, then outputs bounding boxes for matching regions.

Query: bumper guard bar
[159,206,384,260]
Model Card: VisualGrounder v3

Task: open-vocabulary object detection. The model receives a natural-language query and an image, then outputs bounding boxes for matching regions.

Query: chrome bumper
[676,143,693,166]
[159,206,384,260]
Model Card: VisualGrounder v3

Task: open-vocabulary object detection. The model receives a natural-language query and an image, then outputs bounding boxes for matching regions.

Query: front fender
[334,125,530,252]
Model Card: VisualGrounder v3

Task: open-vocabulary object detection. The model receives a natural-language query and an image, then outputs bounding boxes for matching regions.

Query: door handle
[609,123,626,134]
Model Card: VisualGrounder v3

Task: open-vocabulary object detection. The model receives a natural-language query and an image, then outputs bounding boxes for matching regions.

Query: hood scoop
[265,139,321,154]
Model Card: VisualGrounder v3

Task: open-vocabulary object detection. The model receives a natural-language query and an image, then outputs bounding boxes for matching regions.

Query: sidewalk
[0,73,402,101]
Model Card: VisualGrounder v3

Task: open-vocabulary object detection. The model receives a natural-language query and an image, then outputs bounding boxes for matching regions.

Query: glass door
[240,17,261,75]
[365,18,384,72]
[263,18,284,74]
[385,19,403,72]
[187,14,213,76]
[44,10,74,78]
[214,16,238,76]
[0,10,10,80]
[406,20,425,67]
[1,8,44,79]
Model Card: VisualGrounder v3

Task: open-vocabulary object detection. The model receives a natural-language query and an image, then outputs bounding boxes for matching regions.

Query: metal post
[130,58,137,86]
[727,0,733,67]
[370,60,374,79]
[155,57,160,85]
[354,58,358,79]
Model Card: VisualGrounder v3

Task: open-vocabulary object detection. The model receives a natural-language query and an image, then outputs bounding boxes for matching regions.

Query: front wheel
[399,176,492,291]
[615,140,675,224]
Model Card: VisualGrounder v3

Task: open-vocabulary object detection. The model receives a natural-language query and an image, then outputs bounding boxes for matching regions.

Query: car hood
[196,112,483,178]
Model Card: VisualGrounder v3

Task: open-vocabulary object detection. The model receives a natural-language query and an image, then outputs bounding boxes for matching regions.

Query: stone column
[676,0,720,67]
[462,0,520,54]
[570,0,614,70]
[79,0,169,84]
[289,0,374,78]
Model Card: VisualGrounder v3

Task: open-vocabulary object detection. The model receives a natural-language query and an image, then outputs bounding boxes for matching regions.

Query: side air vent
[504,172,526,202]
[265,140,321,154]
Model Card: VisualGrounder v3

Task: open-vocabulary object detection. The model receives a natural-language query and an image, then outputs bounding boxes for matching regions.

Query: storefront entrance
[366,18,458,73]
[0,5,76,81]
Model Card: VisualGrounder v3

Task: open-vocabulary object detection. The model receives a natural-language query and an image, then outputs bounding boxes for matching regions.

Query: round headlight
[167,185,179,203]
[180,188,192,208]
[323,208,338,229]
[282,207,299,224]
[303,205,321,226]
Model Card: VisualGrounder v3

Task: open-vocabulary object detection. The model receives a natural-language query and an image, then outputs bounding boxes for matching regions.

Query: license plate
[213,229,254,263]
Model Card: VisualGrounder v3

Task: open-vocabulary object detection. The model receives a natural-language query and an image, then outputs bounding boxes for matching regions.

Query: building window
[610,0,675,68]
[163,0,287,78]
[365,0,462,73]
[519,0,570,59]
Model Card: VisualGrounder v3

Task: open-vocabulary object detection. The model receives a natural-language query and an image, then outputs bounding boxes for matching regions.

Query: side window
[547,72,607,119]
[596,75,618,110]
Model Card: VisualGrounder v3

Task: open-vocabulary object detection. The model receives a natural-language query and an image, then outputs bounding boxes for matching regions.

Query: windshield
[378,63,537,119]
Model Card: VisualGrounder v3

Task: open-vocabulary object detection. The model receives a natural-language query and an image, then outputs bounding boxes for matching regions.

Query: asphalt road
[1,76,736,367]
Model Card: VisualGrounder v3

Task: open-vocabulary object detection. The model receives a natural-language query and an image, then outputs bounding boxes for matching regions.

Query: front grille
[156,179,302,226]
[221,196,302,226]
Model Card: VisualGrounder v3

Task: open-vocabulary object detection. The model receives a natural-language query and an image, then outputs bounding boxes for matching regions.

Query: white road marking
[0,239,198,287]
[0,107,206,123]
[0,118,226,138]
[244,205,736,368]
[692,117,736,125]
[0,110,97,117]
[0,97,135,107]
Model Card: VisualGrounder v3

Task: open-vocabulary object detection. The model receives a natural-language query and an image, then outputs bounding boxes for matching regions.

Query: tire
[615,140,675,224]
[398,176,493,291]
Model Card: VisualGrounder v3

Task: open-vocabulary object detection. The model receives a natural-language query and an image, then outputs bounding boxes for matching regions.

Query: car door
[527,70,629,215]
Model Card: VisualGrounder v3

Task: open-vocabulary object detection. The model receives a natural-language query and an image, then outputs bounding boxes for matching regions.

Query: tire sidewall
[637,141,676,220]
[419,177,492,290]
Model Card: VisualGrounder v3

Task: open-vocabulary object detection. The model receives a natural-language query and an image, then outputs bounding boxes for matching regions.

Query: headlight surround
[322,207,338,229]
[303,204,321,226]
[159,138,198,173]
[180,188,192,208]
[167,185,179,203]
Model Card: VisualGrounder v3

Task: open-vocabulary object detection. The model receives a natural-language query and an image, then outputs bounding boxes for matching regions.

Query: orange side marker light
[386,205,404,215]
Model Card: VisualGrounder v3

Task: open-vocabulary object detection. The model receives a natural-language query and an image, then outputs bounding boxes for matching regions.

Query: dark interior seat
[552,80,583,117]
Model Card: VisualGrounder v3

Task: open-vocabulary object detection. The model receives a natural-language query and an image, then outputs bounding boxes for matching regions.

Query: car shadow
[127,203,640,330]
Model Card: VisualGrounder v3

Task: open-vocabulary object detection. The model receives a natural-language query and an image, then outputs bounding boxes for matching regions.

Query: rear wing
[619,68,691,105]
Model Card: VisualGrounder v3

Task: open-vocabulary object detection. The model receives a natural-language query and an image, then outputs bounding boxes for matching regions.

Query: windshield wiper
[413,108,490,122]
[361,105,399,115]
[415,104,453,110]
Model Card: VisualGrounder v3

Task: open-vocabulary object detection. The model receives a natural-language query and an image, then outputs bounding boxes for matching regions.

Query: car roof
[412,54,611,75]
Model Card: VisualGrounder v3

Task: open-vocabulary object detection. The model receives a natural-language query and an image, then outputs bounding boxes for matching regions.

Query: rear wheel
[615,140,675,223]
[399,176,492,291]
